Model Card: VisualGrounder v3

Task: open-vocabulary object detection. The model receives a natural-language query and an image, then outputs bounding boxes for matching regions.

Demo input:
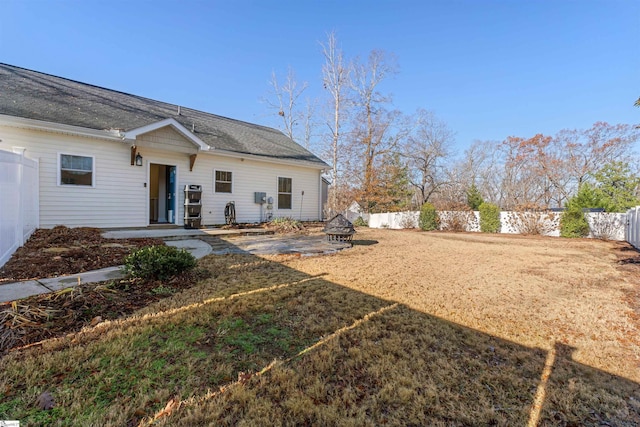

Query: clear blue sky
[1,0,638,156]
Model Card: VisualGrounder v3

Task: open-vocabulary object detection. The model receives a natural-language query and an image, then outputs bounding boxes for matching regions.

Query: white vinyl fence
[627,206,640,249]
[0,149,39,268]
[368,209,629,241]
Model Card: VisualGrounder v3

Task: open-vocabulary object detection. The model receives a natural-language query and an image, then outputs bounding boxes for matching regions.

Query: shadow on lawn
[2,237,639,427]
[351,239,379,246]
[142,239,640,426]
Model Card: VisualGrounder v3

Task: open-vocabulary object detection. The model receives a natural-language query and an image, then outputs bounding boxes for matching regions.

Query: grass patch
[158,305,639,427]
[0,257,387,426]
[2,236,639,426]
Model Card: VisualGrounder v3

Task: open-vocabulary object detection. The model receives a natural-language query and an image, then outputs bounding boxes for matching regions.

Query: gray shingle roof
[0,63,327,167]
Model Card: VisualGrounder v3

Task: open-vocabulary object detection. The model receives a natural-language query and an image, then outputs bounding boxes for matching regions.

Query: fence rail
[0,149,39,268]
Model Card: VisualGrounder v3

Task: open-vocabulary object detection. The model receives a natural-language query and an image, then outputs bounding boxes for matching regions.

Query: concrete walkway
[0,228,351,303]
[0,238,213,303]
[0,266,124,303]
[202,234,352,256]
[102,227,272,240]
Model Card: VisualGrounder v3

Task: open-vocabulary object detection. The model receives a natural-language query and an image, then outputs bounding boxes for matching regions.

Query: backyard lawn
[1,228,639,426]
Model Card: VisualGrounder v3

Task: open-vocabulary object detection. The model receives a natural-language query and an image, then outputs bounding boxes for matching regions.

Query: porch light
[135,153,143,166]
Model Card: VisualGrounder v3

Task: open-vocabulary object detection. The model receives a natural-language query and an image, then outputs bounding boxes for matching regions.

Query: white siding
[0,124,324,228]
[184,153,323,224]
[0,126,148,228]
[137,127,197,154]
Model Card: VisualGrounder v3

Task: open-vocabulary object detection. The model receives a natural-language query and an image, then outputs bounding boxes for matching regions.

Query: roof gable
[125,118,209,151]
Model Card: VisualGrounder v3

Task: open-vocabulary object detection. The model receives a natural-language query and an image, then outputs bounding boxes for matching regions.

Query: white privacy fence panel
[368,211,418,229]
[0,149,39,268]
[369,210,629,242]
[627,207,640,249]
[587,212,627,241]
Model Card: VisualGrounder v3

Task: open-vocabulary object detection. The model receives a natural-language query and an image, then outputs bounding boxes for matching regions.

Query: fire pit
[323,214,355,244]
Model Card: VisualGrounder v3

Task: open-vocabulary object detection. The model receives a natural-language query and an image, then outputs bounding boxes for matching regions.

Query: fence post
[0,148,39,268]
[12,147,26,246]
[631,206,640,248]
[627,206,640,249]
[627,208,631,244]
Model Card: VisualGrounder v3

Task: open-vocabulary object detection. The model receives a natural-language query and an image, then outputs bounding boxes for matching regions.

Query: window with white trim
[60,154,94,186]
[278,177,292,209]
[215,170,233,193]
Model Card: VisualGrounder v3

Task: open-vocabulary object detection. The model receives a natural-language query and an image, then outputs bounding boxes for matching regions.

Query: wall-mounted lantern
[135,152,143,166]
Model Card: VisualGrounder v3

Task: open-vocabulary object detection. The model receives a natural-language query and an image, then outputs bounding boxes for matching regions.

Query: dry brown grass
[281,229,640,383]
[1,230,639,426]
[160,306,639,426]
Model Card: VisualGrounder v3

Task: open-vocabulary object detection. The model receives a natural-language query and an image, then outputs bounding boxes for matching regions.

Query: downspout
[318,171,322,221]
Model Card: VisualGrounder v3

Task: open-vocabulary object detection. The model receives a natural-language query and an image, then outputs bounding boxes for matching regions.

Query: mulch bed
[0,223,327,356]
[0,226,164,283]
[0,270,207,355]
[0,225,199,355]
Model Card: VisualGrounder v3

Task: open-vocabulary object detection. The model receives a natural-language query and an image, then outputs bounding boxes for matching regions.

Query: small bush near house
[419,202,439,231]
[353,216,368,227]
[123,245,197,280]
[479,202,501,233]
[560,206,590,238]
[268,217,304,233]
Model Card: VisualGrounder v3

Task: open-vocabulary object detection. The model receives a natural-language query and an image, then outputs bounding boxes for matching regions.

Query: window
[60,154,93,186]
[215,170,232,193]
[278,177,292,209]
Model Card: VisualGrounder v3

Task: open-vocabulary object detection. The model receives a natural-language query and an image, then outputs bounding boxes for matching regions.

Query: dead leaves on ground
[0,272,202,355]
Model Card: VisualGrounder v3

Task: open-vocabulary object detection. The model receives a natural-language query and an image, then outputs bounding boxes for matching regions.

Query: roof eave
[208,148,328,170]
[0,114,124,141]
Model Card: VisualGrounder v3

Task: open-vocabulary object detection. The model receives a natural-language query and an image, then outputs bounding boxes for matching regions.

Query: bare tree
[452,140,504,206]
[321,31,350,213]
[264,67,308,141]
[301,97,318,151]
[499,135,553,209]
[555,122,638,193]
[498,122,640,209]
[402,110,454,206]
[349,49,403,211]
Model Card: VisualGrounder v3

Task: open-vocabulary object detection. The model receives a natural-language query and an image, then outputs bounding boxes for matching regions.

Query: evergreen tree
[466,183,484,210]
[592,161,640,212]
[368,153,412,213]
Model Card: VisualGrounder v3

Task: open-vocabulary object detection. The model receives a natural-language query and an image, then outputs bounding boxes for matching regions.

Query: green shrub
[479,202,501,233]
[466,184,484,210]
[418,202,439,231]
[560,207,590,238]
[352,216,368,227]
[123,245,197,280]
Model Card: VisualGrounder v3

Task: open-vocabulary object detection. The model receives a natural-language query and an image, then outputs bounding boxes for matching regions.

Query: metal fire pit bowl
[323,213,355,244]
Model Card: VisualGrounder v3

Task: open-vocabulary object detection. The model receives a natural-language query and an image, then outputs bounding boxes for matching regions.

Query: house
[344,201,368,223]
[0,64,329,228]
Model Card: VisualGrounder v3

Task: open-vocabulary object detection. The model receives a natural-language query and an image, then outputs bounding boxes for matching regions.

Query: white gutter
[207,147,329,170]
[0,114,124,141]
